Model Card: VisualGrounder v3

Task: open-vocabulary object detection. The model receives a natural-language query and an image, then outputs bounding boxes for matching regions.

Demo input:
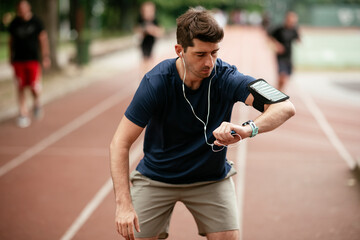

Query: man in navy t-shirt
[110,7,295,240]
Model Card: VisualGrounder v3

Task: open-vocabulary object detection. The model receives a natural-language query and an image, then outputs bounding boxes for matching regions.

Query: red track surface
[1,27,359,240]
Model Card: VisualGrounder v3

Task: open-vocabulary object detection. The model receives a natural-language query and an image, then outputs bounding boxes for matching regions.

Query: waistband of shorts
[130,162,237,188]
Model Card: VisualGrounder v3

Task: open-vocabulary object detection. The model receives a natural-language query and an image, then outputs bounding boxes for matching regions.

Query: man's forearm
[39,31,50,58]
[255,100,295,134]
[110,116,143,238]
[110,146,132,206]
[110,116,144,207]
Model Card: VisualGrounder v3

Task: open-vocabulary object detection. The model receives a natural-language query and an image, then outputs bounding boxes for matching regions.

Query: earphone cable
[181,56,222,151]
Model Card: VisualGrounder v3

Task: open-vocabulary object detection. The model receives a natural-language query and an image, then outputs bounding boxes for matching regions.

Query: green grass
[294,28,360,70]
[0,32,9,62]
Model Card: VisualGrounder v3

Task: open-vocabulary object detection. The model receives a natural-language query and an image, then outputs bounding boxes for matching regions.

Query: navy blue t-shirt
[125,58,255,184]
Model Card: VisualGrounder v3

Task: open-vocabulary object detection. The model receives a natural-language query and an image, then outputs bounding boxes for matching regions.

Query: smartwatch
[242,120,258,138]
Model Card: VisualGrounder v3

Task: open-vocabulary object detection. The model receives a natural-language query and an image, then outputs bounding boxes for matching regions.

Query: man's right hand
[115,204,141,240]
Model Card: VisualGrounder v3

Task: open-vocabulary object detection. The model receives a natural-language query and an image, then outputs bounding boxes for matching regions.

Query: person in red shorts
[8,0,51,127]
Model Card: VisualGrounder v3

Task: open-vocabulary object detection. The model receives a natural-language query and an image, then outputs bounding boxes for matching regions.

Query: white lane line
[60,178,113,240]
[0,86,134,178]
[296,82,357,169]
[233,103,249,240]
[236,138,248,240]
[60,141,143,240]
[0,146,109,157]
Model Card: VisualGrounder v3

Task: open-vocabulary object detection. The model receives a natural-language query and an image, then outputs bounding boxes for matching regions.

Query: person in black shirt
[8,0,51,128]
[270,11,300,91]
[135,1,164,72]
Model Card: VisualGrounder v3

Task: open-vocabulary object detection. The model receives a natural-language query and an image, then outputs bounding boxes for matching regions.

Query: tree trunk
[46,0,59,70]
[31,0,60,70]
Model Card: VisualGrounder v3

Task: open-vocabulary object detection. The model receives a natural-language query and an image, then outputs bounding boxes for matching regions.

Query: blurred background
[0,0,359,70]
[0,0,359,123]
[0,1,359,240]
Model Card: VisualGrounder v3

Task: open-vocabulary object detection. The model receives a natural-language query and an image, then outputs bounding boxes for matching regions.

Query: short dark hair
[176,7,224,52]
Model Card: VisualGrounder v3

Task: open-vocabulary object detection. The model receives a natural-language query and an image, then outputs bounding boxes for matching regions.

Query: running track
[0,26,359,240]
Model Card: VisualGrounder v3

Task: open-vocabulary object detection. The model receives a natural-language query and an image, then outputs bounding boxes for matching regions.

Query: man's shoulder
[9,16,44,30]
[216,58,256,85]
[275,26,285,34]
[216,58,238,74]
[292,27,300,35]
[148,58,176,76]
[9,17,21,29]
[217,58,230,67]
[157,58,176,68]
[30,15,45,27]
[142,58,177,88]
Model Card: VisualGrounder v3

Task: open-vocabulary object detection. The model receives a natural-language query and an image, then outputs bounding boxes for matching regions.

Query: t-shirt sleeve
[270,27,281,41]
[8,19,16,34]
[294,28,300,41]
[219,62,256,103]
[125,75,159,128]
[232,72,256,103]
[35,17,45,35]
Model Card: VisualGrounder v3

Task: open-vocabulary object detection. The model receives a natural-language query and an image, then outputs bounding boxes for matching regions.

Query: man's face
[17,1,32,20]
[183,39,220,80]
[285,12,298,28]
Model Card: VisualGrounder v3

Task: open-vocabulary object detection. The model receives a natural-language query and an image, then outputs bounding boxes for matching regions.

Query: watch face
[242,120,253,126]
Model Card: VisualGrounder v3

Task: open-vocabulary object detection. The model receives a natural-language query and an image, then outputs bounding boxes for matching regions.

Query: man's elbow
[110,137,121,153]
[285,100,296,118]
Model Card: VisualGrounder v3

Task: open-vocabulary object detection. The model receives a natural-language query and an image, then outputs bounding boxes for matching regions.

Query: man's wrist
[116,196,132,205]
[242,120,258,137]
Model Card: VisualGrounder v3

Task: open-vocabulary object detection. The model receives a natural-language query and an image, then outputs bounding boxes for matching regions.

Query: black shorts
[141,36,155,58]
[277,58,293,75]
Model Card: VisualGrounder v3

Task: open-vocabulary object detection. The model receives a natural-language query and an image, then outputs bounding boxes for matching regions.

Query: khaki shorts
[130,166,239,239]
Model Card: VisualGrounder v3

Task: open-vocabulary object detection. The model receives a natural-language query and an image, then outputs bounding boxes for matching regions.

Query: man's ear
[175,44,183,58]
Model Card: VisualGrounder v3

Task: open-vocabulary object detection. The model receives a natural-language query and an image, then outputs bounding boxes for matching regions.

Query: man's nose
[205,55,215,68]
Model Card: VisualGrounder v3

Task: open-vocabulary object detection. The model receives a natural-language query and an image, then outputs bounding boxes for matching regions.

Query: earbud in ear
[180,52,183,57]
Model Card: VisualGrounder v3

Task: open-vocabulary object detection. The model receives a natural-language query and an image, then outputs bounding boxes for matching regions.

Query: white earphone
[180,51,225,152]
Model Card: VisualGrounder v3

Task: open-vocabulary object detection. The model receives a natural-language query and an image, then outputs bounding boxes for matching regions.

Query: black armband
[248,79,289,112]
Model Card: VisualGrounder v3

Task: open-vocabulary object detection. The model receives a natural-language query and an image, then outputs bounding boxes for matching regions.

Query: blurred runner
[135,1,164,73]
[269,11,300,92]
[8,0,51,127]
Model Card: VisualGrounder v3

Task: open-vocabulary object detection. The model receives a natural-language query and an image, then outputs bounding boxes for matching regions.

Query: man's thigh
[182,177,240,236]
[26,61,42,92]
[130,170,239,239]
[130,171,179,239]
[12,62,26,89]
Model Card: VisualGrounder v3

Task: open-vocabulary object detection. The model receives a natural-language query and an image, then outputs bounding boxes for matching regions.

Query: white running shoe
[16,116,31,128]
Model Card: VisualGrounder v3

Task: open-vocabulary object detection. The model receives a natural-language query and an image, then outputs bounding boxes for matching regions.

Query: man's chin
[200,70,212,78]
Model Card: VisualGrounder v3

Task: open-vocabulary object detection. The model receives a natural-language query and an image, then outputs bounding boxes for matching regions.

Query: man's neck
[175,58,202,90]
